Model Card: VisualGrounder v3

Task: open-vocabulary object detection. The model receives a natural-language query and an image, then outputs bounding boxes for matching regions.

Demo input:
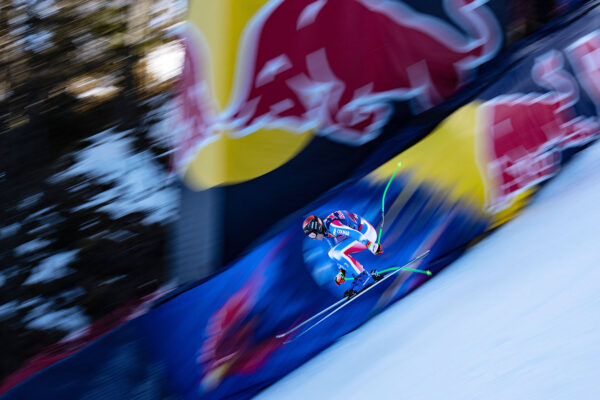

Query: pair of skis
[276,250,430,343]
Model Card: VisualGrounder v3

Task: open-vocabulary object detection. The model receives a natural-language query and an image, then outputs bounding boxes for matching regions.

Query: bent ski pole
[377,161,402,245]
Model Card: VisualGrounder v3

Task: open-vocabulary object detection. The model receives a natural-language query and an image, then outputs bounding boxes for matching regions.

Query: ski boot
[344,270,375,297]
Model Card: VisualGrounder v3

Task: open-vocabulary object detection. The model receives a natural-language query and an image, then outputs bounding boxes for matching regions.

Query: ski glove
[367,241,383,255]
[335,269,346,286]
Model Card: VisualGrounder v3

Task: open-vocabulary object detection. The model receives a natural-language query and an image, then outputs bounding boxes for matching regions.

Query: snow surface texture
[255,141,600,400]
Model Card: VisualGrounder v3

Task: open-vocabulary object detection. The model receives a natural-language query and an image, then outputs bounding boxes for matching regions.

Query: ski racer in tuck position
[302,210,383,295]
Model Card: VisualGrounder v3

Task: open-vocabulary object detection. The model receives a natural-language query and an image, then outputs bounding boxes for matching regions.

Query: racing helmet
[302,215,325,238]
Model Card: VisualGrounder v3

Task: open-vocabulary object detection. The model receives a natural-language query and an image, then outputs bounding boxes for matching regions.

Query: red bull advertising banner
[476,43,600,212]
[175,0,505,185]
[173,0,510,274]
[3,2,600,400]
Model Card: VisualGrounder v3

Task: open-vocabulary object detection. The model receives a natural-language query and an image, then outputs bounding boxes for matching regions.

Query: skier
[302,210,383,295]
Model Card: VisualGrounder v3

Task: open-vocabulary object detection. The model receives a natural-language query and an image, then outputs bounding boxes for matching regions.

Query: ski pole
[345,264,432,280]
[377,161,402,245]
[378,265,431,276]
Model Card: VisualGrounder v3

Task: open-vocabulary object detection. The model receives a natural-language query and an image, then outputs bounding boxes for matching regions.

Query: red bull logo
[476,50,600,211]
[175,0,501,174]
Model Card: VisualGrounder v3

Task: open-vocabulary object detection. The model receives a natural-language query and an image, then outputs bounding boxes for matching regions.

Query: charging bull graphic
[197,273,287,392]
[476,50,600,211]
[225,0,501,144]
[196,234,297,392]
[175,0,501,175]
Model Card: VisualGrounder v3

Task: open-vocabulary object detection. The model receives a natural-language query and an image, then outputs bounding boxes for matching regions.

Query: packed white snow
[255,141,600,400]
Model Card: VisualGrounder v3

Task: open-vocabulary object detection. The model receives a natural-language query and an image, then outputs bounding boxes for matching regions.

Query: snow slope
[255,141,600,400]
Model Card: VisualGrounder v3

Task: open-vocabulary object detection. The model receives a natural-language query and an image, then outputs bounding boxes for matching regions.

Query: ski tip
[426,270,432,276]
[397,161,402,167]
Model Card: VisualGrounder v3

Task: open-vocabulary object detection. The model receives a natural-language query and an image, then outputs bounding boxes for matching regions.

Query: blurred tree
[1,0,182,137]
[0,0,184,383]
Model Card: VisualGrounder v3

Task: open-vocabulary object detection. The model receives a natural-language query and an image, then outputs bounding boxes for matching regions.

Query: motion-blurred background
[0,0,595,398]
[1,0,185,381]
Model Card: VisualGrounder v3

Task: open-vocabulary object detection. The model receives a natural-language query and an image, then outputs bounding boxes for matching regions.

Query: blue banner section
[141,178,488,400]
[4,2,600,400]
[2,322,171,400]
